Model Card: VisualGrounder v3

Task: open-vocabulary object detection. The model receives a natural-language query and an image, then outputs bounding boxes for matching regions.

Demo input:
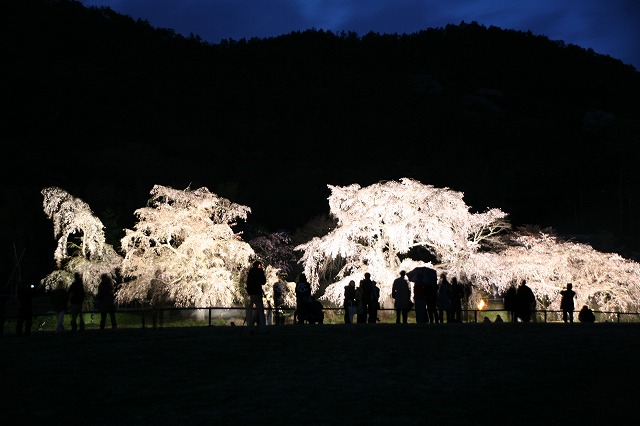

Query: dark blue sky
[80,0,639,70]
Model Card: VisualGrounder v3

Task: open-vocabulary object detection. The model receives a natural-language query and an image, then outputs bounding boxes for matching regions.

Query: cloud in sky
[80,0,639,69]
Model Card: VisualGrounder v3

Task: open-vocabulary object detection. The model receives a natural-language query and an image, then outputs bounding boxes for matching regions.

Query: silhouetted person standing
[425,273,439,323]
[392,271,411,324]
[16,283,34,336]
[516,280,535,322]
[412,273,427,323]
[51,281,68,334]
[295,273,312,324]
[369,277,380,324]
[273,276,287,325]
[358,272,377,323]
[68,272,85,332]
[149,270,169,329]
[437,273,452,323]
[97,273,117,329]
[503,285,517,323]
[356,273,372,323]
[450,277,464,323]
[560,283,576,323]
[343,280,357,324]
[246,261,267,332]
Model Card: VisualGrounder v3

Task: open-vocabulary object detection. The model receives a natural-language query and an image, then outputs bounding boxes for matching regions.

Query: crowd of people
[344,270,471,324]
[1,265,601,337]
[0,271,119,337]
[54,272,118,332]
[339,271,598,325]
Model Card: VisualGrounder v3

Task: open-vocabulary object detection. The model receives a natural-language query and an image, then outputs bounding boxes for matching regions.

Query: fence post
[208,308,212,326]
[474,310,478,323]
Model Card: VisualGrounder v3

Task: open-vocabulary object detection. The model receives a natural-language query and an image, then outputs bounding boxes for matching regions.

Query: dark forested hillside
[2,0,640,281]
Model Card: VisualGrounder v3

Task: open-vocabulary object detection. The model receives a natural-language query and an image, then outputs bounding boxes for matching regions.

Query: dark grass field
[2,323,638,425]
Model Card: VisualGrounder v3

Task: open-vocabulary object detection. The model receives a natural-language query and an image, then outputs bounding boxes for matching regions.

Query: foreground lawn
[2,323,638,424]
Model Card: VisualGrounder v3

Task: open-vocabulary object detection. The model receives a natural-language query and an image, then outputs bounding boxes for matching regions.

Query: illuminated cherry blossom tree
[40,181,639,315]
[296,178,509,306]
[116,185,256,308]
[457,226,640,315]
[40,187,122,293]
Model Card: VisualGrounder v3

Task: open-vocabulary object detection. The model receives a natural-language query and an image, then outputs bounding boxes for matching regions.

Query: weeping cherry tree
[116,185,256,308]
[458,226,640,315]
[40,186,122,293]
[296,178,509,306]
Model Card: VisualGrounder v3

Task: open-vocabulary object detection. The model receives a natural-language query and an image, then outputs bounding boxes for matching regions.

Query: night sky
[79,0,640,70]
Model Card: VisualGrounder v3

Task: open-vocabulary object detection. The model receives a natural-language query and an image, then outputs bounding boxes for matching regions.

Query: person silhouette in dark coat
[273,276,287,325]
[450,277,464,323]
[343,280,357,324]
[516,280,535,322]
[16,282,34,336]
[50,281,68,334]
[356,274,373,323]
[412,273,427,323]
[503,285,517,323]
[392,271,411,324]
[425,274,439,324]
[68,272,86,332]
[97,273,117,329]
[149,269,169,329]
[578,305,596,323]
[560,283,576,323]
[369,278,380,323]
[437,273,453,323]
[295,273,312,324]
[246,261,267,332]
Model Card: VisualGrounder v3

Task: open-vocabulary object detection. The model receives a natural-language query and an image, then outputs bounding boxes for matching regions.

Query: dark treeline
[2,0,640,283]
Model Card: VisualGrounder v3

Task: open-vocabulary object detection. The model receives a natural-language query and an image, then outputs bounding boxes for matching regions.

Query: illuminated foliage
[458,226,640,314]
[40,187,122,293]
[40,182,640,314]
[296,178,509,306]
[116,185,256,307]
[297,180,640,313]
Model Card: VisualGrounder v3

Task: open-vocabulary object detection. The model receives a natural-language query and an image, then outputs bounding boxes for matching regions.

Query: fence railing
[4,306,639,332]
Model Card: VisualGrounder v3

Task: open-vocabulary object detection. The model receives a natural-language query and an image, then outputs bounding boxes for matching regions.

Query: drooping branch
[117,185,256,308]
[297,178,509,306]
